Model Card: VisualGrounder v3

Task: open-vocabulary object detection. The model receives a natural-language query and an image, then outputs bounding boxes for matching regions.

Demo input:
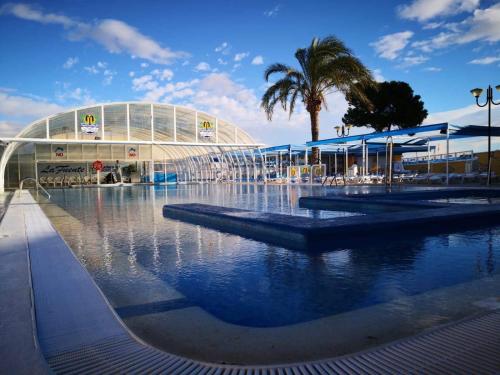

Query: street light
[470,84,500,186]
[335,124,352,137]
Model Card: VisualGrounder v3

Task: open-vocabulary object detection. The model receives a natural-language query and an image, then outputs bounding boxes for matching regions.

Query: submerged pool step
[163,202,500,250]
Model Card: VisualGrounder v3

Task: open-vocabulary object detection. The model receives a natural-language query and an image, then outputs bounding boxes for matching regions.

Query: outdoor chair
[38,176,48,186]
[462,172,480,183]
[370,175,384,184]
[428,174,447,184]
[54,176,64,187]
[412,173,432,184]
[448,173,465,184]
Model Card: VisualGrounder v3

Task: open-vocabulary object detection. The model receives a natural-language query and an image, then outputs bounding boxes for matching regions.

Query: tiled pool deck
[1,190,500,374]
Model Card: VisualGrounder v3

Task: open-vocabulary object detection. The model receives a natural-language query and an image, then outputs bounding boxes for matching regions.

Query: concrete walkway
[1,190,500,374]
[0,191,50,374]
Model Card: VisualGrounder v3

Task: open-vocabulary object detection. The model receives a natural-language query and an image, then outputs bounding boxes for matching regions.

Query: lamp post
[335,124,352,137]
[470,84,500,186]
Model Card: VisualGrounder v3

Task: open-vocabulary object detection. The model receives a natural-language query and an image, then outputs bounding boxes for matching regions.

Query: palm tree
[261,36,374,163]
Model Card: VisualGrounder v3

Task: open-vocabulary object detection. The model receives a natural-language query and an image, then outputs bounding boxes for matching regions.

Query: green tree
[343,81,428,132]
[261,36,373,163]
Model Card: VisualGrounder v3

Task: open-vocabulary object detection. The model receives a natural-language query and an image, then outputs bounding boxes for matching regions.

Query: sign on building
[54,146,65,158]
[80,113,99,134]
[199,120,214,138]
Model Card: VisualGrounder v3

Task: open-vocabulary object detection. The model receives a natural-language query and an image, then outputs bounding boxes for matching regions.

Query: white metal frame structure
[0,102,264,192]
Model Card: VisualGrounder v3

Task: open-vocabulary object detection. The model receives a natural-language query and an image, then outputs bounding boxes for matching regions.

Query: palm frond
[264,63,293,81]
[261,77,302,120]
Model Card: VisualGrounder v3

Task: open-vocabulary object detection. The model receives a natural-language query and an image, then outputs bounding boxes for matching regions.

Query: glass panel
[218,120,236,144]
[139,145,152,160]
[82,144,97,160]
[112,145,125,160]
[68,144,82,160]
[77,106,102,140]
[50,112,75,139]
[236,127,255,144]
[6,152,19,188]
[97,144,112,160]
[35,144,51,160]
[175,108,195,142]
[130,104,151,141]
[153,105,174,141]
[22,120,47,139]
[18,144,35,181]
[197,113,216,144]
[103,104,127,141]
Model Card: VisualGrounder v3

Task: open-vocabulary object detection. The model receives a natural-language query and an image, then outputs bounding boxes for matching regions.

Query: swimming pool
[41,185,500,364]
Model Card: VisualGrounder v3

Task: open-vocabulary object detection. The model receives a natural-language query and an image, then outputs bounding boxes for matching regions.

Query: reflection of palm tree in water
[487,228,495,275]
[475,228,496,275]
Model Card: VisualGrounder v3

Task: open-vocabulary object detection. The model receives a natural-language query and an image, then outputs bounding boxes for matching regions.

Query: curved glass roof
[14,102,258,146]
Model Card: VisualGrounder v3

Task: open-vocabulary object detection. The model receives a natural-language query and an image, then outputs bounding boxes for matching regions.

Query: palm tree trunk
[310,110,320,164]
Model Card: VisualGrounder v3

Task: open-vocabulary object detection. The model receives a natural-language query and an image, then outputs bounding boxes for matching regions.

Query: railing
[403,150,475,165]
[19,178,51,200]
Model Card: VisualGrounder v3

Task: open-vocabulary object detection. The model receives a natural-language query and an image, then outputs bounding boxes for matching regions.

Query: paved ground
[0,191,50,374]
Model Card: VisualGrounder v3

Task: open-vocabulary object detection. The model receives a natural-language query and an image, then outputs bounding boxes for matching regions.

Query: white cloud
[97,61,107,69]
[424,103,500,153]
[251,55,264,65]
[372,69,385,82]
[130,72,349,145]
[132,75,157,91]
[424,66,442,72]
[102,69,116,86]
[458,4,500,44]
[63,56,78,69]
[234,52,249,62]
[181,60,190,66]
[129,71,135,77]
[264,5,281,17]
[426,103,499,124]
[469,56,500,64]
[398,0,479,21]
[84,66,99,74]
[371,31,414,60]
[423,21,445,29]
[217,58,227,65]
[151,68,174,81]
[132,74,199,102]
[140,62,149,68]
[0,3,188,65]
[215,42,230,54]
[400,54,429,67]
[194,62,211,72]
[0,3,74,27]
[0,120,24,136]
[412,3,500,52]
[55,83,95,104]
[0,90,65,119]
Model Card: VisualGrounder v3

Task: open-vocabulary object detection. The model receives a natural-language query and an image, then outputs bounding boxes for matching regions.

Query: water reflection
[46,185,500,327]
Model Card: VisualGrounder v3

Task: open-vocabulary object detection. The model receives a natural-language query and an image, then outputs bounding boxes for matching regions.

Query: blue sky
[0,0,499,149]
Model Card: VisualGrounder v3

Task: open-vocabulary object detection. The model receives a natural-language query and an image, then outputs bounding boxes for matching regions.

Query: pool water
[44,185,500,329]
[429,197,500,204]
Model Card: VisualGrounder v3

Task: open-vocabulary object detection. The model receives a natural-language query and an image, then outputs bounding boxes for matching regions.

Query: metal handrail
[19,178,51,200]
[385,136,393,190]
